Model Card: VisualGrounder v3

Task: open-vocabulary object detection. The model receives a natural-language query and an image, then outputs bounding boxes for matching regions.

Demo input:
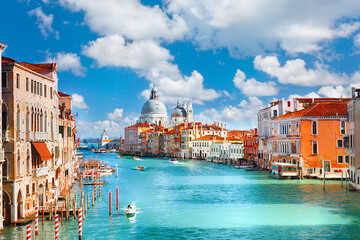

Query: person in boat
[127,205,132,210]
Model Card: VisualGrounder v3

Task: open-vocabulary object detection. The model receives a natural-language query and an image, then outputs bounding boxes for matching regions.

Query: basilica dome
[141,99,167,115]
[171,106,187,118]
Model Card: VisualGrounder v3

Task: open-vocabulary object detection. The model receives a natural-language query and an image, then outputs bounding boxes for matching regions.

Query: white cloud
[47,52,86,77]
[59,0,188,42]
[289,92,321,99]
[195,96,264,129]
[167,0,360,56]
[254,55,347,86]
[83,35,220,105]
[317,86,349,98]
[72,94,89,109]
[233,69,278,96]
[107,108,124,122]
[83,35,171,69]
[28,7,59,39]
[76,109,138,138]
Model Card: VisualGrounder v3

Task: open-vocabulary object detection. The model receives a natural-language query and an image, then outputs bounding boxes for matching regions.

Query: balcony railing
[32,166,49,177]
[20,131,25,140]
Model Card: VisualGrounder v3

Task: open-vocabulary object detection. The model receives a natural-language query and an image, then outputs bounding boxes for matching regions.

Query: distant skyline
[2,0,360,138]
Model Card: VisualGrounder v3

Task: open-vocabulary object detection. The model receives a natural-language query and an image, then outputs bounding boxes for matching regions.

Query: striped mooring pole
[26,224,31,240]
[99,175,101,197]
[35,205,39,235]
[94,175,97,201]
[78,208,83,240]
[55,214,59,240]
[109,190,112,215]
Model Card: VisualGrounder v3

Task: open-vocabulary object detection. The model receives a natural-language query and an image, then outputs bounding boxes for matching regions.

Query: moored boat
[133,156,141,160]
[269,162,299,179]
[137,165,145,171]
[235,164,247,169]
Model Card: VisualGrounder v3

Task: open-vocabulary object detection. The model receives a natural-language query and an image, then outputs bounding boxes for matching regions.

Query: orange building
[272,100,349,176]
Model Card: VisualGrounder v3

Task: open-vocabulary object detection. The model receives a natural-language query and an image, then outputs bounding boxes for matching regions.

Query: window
[31,80,34,93]
[52,178,55,187]
[44,85,47,97]
[273,110,277,117]
[16,73,20,89]
[37,82,40,95]
[312,141,318,155]
[26,185,30,195]
[312,121,317,135]
[40,83,42,96]
[59,125,64,136]
[340,121,346,135]
[337,139,343,148]
[32,183,35,193]
[26,78,29,91]
[287,101,291,107]
[345,155,349,164]
[50,87,53,99]
[1,72,6,87]
[68,127,72,137]
[337,155,344,164]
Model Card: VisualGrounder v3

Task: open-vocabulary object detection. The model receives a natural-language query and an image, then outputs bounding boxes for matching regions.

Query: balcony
[35,132,48,141]
[30,131,34,141]
[2,130,9,142]
[15,130,25,140]
[32,166,49,177]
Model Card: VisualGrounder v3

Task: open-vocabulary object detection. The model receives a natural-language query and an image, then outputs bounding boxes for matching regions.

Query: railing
[30,131,34,141]
[20,131,25,140]
[32,166,49,177]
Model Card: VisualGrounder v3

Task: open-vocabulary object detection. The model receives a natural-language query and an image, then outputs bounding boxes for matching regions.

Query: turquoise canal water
[4,151,360,239]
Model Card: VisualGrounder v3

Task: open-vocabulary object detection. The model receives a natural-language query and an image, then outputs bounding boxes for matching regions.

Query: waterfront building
[0,42,7,230]
[58,92,77,194]
[209,137,243,163]
[243,130,258,164]
[273,100,349,176]
[97,130,122,150]
[181,122,227,159]
[124,123,152,154]
[147,126,165,156]
[2,56,61,223]
[345,88,360,189]
[257,97,351,169]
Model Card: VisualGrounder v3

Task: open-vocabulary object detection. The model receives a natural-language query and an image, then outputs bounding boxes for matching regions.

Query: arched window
[44,111,47,132]
[17,150,21,177]
[26,150,31,173]
[16,105,20,130]
[26,107,30,131]
[2,158,8,179]
[2,103,8,131]
[312,141,318,155]
[312,121,317,135]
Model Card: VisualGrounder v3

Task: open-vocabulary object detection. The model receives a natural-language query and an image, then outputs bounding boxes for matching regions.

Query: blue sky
[2,0,360,138]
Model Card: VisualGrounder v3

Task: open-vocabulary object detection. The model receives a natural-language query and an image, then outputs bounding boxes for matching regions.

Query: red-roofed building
[271,100,349,177]
[124,123,152,154]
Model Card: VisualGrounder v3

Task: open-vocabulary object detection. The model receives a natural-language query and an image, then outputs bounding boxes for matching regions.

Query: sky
[2,0,360,138]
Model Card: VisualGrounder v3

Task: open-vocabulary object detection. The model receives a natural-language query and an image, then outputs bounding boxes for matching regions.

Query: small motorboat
[109,149,117,153]
[117,154,123,159]
[235,164,247,169]
[169,158,178,163]
[137,165,145,171]
[133,156,141,160]
[124,208,136,217]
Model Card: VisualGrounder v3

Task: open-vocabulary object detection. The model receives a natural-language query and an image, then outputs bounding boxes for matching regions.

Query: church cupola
[150,86,159,100]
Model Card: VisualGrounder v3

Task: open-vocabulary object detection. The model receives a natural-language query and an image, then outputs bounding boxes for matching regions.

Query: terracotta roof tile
[58,92,71,97]
[276,101,348,119]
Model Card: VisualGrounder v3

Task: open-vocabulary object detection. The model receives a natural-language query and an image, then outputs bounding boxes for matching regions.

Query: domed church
[139,87,169,126]
[138,86,193,127]
[171,100,193,125]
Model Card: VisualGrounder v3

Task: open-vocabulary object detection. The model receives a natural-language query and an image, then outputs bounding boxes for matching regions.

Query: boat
[133,156,141,160]
[82,181,107,185]
[235,164,247,169]
[117,154,123,159]
[124,208,136,217]
[169,158,178,163]
[97,167,114,176]
[269,162,299,179]
[137,165,145,171]
[109,149,117,153]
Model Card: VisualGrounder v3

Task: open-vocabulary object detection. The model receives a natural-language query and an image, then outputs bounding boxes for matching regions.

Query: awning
[32,142,52,161]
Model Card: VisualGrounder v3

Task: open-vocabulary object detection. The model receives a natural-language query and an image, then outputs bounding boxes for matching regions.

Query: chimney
[352,87,356,98]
